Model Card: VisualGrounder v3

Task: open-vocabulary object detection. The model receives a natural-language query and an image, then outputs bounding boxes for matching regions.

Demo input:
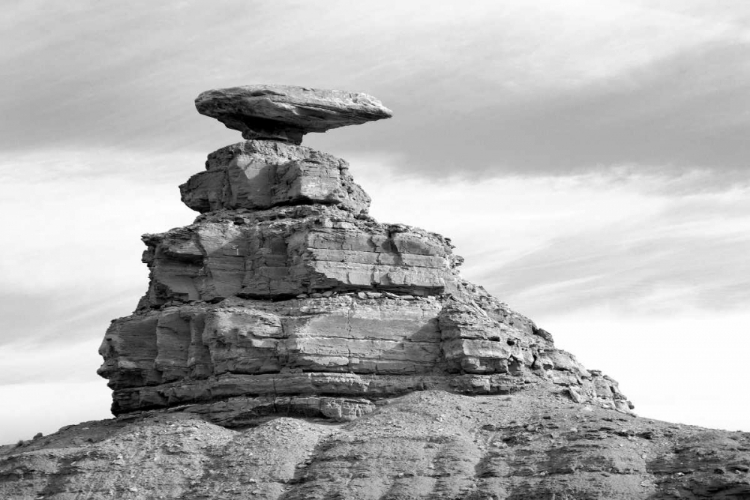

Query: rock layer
[137,206,459,304]
[100,285,630,418]
[180,141,370,214]
[195,84,392,144]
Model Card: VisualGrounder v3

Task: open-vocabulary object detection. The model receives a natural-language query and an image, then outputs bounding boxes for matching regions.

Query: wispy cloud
[3,1,750,179]
[2,0,749,441]
[353,158,750,316]
[486,180,750,315]
[0,150,195,348]
[0,339,105,385]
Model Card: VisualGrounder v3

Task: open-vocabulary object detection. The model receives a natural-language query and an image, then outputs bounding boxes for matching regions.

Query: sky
[1,0,749,443]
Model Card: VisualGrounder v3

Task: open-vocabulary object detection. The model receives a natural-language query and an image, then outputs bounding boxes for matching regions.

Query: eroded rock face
[100,290,630,419]
[98,84,633,425]
[195,84,392,144]
[6,83,745,500]
[138,205,460,304]
[180,141,370,214]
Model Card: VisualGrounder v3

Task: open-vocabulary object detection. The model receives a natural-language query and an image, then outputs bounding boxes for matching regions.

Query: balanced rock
[5,84,747,499]
[195,84,392,144]
[94,85,634,423]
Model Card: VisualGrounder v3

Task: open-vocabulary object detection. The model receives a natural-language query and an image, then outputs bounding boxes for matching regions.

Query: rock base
[3,389,747,500]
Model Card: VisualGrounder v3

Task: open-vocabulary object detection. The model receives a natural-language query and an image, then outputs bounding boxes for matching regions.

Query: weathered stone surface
[7,83,743,499]
[94,83,634,427]
[3,391,748,500]
[99,292,630,417]
[99,124,631,419]
[180,141,370,214]
[195,84,392,144]
[137,205,460,305]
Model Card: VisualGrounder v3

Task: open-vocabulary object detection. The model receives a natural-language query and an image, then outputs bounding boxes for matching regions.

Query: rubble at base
[2,389,748,500]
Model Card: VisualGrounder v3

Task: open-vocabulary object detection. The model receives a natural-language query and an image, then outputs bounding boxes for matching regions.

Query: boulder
[195,84,392,144]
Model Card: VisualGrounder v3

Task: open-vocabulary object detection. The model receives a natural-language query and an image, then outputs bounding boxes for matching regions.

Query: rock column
[98,84,632,424]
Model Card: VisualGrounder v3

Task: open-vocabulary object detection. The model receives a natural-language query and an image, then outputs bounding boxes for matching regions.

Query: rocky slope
[2,84,747,499]
[2,388,748,499]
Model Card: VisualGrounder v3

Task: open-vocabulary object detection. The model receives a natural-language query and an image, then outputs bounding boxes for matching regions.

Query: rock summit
[195,84,393,144]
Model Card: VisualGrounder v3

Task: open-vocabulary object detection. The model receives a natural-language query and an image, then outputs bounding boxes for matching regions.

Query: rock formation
[2,85,747,500]
[195,84,392,144]
[96,84,631,423]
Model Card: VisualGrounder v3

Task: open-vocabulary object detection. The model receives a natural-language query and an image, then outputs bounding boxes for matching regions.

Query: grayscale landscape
[1,2,749,499]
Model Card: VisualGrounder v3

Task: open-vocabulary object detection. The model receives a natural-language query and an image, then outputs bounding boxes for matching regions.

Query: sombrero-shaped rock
[195,84,392,144]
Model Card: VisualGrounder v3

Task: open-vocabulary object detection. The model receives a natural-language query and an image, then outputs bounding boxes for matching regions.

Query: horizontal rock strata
[138,205,460,304]
[195,84,392,144]
[98,84,633,427]
[100,292,630,419]
[180,141,370,214]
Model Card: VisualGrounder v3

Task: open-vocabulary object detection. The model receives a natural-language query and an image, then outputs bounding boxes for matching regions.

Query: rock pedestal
[179,141,371,214]
[98,84,632,423]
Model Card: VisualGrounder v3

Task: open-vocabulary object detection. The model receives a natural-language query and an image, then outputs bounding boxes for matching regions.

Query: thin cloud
[0,290,141,348]
[472,180,750,315]
[492,232,750,315]
[0,150,195,347]
[353,158,750,316]
[0,339,106,385]
[321,41,750,179]
[3,0,750,183]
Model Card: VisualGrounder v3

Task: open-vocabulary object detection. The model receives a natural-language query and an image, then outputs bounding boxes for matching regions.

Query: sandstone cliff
[2,85,747,500]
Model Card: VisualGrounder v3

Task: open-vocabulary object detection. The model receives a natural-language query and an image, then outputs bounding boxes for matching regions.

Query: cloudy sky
[1,0,749,443]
